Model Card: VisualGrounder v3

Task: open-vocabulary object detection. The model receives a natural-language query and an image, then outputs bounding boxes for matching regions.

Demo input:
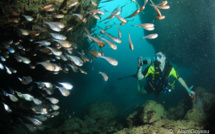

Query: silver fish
[141,33,158,39]
[51,105,60,110]
[99,71,108,81]
[104,9,127,25]
[99,36,117,50]
[18,76,33,85]
[26,117,42,126]
[46,47,62,56]
[68,1,79,8]
[59,82,73,90]
[44,21,61,32]
[46,97,59,104]
[66,54,84,66]
[113,22,121,38]
[6,93,18,102]
[3,103,12,113]
[50,33,67,40]
[129,32,134,50]
[103,33,122,43]
[56,86,70,96]
[22,15,34,21]
[33,98,42,105]
[0,63,4,69]
[98,56,118,66]
[53,39,72,48]
[35,41,51,46]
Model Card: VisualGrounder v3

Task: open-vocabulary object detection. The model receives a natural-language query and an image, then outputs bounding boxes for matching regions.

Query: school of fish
[0,0,169,132]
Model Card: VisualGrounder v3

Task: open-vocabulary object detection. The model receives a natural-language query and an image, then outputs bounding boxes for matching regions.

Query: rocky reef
[43,101,122,134]
[114,87,215,134]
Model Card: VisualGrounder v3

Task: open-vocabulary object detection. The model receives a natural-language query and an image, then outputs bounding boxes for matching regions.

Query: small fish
[18,76,33,85]
[32,106,48,115]
[104,9,127,25]
[26,117,42,126]
[86,9,105,15]
[80,53,92,62]
[54,14,65,19]
[48,22,65,29]
[53,39,72,48]
[34,115,47,121]
[91,0,97,6]
[68,63,79,73]
[99,56,118,66]
[56,86,70,96]
[100,10,121,22]
[79,68,88,74]
[99,36,117,50]
[66,55,84,66]
[46,47,62,56]
[101,0,114,3]
[0,63,4,69]
[3,103,12,112]
[129,32,134,50]
[22,15,34,21]
[17,55,31,64]
[157,1,168,6]
[156,5,170,10]
[133,23,155,31]
[59,82,73,90]
[22,93,34,101]
[36,62,56,71]
[97,26,105,33]
[72,13,87,23]
[84,34,105,47]
[19,29,29,36]
[150,0,165,20]
[51,105,60,110]
[125,9,140,18]
[50,33,67,40]
[5,66,12,74]
[88,50,102,57]
[46,8,55,12]
[33,98,42,105]
[51,111,60,116]
[8,47,15,53]
[141,33,158,39]
[140,0,148,12]
[68,1,79,8]
[133,23,154,28]
[35,41,51,46]
[41,4,53,10]
[103,33,122,43]
[113,22,121,38]
[5,93,18,102]
[46,97,59,104]
[44,21,61,32]
[83,28,92,42]
[99,71,108,81]
[92,14,101,20]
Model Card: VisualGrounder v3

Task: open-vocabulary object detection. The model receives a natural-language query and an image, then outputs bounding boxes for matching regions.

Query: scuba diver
[119,51,195,98]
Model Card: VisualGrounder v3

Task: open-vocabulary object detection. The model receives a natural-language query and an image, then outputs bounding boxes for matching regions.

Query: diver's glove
[188,85,195,96]
[138,57,143,67]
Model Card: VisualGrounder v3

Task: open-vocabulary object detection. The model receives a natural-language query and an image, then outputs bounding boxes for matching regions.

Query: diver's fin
[117,74,136,80]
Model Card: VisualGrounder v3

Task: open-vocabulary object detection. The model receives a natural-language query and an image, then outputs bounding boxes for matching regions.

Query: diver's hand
[188,85,195,96]
[138,57,143,67]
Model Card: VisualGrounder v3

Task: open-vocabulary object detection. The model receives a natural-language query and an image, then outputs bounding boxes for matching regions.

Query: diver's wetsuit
[142,61,180,98]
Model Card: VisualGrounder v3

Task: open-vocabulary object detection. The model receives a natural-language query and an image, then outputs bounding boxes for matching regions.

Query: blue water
[61,0,194,119]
